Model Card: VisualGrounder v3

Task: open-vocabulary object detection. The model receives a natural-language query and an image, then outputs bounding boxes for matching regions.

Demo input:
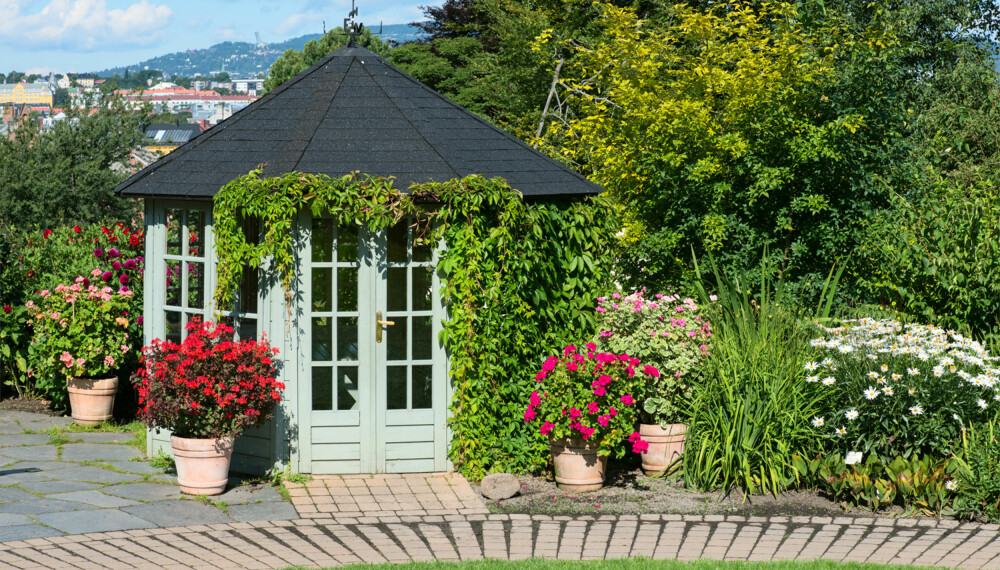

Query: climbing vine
[214,170,618,478]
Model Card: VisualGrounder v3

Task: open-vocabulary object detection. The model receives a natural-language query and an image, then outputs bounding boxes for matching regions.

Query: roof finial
[343,0,361,46]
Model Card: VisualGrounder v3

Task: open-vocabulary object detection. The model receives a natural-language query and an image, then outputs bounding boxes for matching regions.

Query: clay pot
[639,422,687,476]
[550,436,607,492]
[171,436,235,495]
[66,375,118,426]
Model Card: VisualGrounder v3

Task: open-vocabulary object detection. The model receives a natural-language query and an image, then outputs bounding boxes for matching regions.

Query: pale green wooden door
[301,218,447,474]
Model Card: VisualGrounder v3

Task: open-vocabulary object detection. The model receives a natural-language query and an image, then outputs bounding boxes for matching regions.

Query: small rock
[481,473,520,501]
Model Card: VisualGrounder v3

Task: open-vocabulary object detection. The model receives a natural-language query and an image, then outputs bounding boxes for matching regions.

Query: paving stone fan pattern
[286,473,489,518]
[2,514,1000,569]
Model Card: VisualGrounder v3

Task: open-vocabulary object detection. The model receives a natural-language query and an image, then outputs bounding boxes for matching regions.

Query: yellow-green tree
[536,2,902,288]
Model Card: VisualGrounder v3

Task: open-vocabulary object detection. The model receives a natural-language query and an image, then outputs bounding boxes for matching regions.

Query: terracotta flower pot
[550,436,607,493]
[66,375,118,426]
[639,422,687,476]
[171,436,235,495]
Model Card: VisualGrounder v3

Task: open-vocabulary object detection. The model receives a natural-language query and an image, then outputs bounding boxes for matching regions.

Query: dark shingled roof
[115,45,602,199]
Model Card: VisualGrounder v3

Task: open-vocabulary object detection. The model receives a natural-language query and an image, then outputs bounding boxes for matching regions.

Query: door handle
[376,310,395,343]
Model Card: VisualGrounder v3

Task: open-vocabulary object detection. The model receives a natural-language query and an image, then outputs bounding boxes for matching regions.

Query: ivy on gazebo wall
[213,170,617,478]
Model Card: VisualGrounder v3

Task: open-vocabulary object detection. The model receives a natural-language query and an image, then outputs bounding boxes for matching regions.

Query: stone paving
[0,411,296,543]
[5,410,1000,568]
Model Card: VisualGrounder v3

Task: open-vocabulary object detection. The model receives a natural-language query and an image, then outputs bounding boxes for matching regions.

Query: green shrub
[954,420,1000,522]
[807,319,999,462]
[683,258,833,496]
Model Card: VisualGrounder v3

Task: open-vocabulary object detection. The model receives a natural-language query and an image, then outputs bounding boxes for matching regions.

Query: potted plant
[133,318,283,495]
[26,277,134,424]
[591,290,713,475]
[525,343,654,492]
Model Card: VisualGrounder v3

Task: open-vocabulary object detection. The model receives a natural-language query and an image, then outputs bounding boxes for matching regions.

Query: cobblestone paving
[2,514,1000,569]
[286,474,490,518]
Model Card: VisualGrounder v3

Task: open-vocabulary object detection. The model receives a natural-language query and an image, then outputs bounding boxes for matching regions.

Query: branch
[535,58,565,143]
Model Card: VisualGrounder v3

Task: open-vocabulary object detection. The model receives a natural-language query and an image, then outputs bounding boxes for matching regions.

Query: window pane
[187,210,205,257]
[387,366,407,410]
[387,268,407,311]
[337,268,357,312]
[337,367,359,411]
[412,316,433,361]
[166,209,181,255]
[165,260,180,307]
[387,316,408,361]
[238,318,257,340]
[337,317,358,362]
[312,268,332,313]
[312,317,331,361]
[412,267,433,311]
[312,218,333,263]
[412,365,433,409]
[312,367,333,411]
[337,224,358,262]
[412,229,432,262]
[186,262,204,309]
[165,311,181,344]
[239,265,258,314]
[387,223,407,263]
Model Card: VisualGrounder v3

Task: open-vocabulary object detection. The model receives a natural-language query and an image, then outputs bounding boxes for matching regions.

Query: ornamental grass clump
[26,278,135,408]
[134,318,284,439]
[525,343,657,457]
[808,318,1000,462]
[591,289,712,427]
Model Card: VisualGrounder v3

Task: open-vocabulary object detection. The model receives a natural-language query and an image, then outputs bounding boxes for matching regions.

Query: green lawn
[297,559,932,570]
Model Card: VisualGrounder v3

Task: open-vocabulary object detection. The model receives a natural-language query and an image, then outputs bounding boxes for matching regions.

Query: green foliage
[683,257,835,496]
[389,38,487,113]
[953,420,1000,522]
[793,452,960,516]
[262,27,392,95]
[0,304,30,399]
[213,171,616,478]
[0,95,147,228]
[590,291,712,426]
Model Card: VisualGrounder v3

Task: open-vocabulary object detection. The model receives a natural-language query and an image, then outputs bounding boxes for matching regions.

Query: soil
[0,395,64,416]
[475,462,903,518]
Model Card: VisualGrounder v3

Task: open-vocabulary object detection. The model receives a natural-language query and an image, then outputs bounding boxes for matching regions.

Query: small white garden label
[845,451,863,465]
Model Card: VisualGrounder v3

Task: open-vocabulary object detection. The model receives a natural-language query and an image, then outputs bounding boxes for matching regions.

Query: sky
[0,0,424,74]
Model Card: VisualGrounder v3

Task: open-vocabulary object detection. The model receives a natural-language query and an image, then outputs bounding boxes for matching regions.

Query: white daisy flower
[910,405,923,415]
[835,427,847,436]
[945,480,957,491]
[864,387,879,400]
[933,366,944,378]
[908,368,919,376]
[822,358,835,367]
[839,345,854,353]
[891,373,902,381]
[868,371,881,379]
[845,409,859,420]
[806,376,819,383]
[811,416,825,427]
[882,386,894,396]
[880,364,889,372]
[978,399,988,410]
[804,362,819,371]
[822,377,836,386]
[908,387,916,395]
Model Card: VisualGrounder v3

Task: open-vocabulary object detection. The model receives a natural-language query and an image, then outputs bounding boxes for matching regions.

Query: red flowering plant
[133,318,284,439]
[525,343,658,457]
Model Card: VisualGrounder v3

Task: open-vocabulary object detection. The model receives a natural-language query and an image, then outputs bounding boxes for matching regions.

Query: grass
[292,560,934,570]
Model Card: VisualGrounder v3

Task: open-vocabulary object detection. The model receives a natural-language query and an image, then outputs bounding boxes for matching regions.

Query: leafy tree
[0,95,148,228]
[389,37,487,112]
[5,71,24,84]
[53,88,71,107]
[262,27,392,94]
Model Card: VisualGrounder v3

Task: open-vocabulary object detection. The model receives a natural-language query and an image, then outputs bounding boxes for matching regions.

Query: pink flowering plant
[591,290,713,427]
[525,343,656,457]
[26,277,134,408]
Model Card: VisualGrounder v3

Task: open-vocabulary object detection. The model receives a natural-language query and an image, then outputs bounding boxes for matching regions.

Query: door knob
[376,310,395,343]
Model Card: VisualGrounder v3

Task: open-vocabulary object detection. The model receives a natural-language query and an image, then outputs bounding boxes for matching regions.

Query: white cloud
[273,13,325,35]
[0,0,172,51]
[214,28,245,41]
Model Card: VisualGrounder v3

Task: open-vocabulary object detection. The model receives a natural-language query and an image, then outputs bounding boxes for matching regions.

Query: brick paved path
[3,513,1000,568]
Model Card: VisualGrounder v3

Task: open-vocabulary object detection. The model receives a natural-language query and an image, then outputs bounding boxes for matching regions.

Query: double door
[298,218,447,473]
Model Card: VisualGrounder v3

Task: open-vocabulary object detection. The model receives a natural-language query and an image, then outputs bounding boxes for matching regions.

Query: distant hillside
[96,24,424,77]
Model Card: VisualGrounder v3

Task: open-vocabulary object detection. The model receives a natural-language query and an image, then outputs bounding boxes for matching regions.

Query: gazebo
[116,45,601,475]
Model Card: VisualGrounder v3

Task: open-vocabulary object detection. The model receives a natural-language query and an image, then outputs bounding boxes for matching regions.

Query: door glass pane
[337,224,359,261]
[337,268,357,311]
[387,316,408,361]
[337,367,359,411]
[165,260,180,306]
[312,268,332,312]
[165,311,181,344]
[166,209,181,255]
[312,317,331,361]
[412,267,433,311]
[238,265,259,314]
[387,366,407,410]
[387,223,407,263]
[412,316,433,361]
[412,230,432,262]
[312,218,334,262]
[387,268,407,311]
[412,366,433,409]
[186,262,203,309]
[337,317,358,361]
[312,367,333,411]
[238,318,257,340]
[187,210,205,257]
